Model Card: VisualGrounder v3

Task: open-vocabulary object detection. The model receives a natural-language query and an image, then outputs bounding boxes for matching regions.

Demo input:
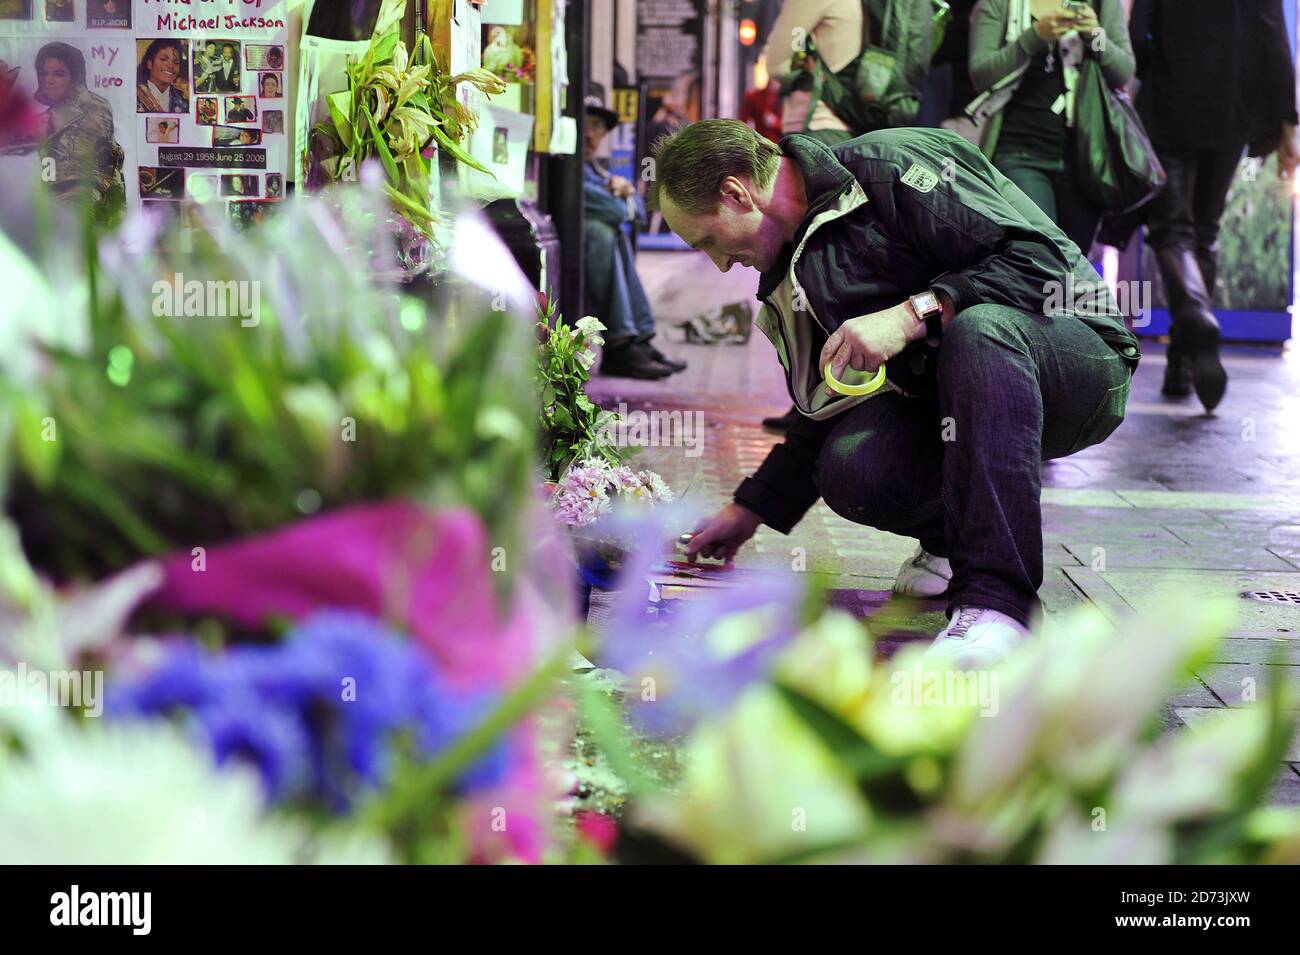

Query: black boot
[600,341,673,380]
[761,406,802,434]
[1162,325,1191,398]
[1154,246,1227,412]
[639,337,687,373]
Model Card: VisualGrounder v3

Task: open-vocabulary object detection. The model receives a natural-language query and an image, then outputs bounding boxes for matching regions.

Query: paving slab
[1174,708,1300,761]
[1194,663,1300,710]
[1059,539,1295,572]
[1269,766,1300,807]
[1208,637,1300,666]
[1093,570,1300,631]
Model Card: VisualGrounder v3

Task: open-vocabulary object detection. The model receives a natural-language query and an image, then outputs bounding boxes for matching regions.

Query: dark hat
[584,81,620,130]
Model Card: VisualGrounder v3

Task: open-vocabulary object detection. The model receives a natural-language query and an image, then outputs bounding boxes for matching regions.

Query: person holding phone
[967,0,1135,252]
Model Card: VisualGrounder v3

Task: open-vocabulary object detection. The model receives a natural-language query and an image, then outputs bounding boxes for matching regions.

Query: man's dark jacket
[734,128,1141,533]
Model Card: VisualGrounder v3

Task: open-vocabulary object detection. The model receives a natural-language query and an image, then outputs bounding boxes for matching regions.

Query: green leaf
[371,31,400,65]
[327,90,354,149]
[362,102,401,185]
[774,682,909,783]
[12,394,60,489]
[431,123,493,176]
[573,676,659,796]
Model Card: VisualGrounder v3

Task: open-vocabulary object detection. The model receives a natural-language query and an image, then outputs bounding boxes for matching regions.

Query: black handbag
[1073,53,1166,214]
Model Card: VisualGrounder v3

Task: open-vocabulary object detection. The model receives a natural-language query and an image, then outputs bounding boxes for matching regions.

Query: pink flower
[575,810,619,854]
[151,501,534,689]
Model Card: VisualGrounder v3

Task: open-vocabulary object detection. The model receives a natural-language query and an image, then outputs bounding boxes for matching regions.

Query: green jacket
[967,0,1135,157]
[736,128,1140,532]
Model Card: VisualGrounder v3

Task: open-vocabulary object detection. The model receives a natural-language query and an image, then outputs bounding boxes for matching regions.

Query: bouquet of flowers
[306,0,506,237]
[537,306,630,481]
[551,459,675,530]
[0,180,578,863]
[599,575,1300,864]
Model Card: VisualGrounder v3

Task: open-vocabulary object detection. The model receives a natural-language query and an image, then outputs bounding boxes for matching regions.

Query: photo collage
[137,36,286,227]
[0,3,287,226]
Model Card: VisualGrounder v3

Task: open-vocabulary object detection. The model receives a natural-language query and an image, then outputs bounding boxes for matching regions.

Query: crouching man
[654,120,1139,665]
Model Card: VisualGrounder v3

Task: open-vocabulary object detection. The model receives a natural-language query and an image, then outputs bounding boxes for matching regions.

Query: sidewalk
[587,248,1300,806]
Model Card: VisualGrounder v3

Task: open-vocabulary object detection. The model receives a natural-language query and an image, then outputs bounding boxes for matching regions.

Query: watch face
[913,291,940,314]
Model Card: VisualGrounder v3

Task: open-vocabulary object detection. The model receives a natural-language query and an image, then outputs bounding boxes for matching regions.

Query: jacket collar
[756,133,857,300]
[47,87,91,137]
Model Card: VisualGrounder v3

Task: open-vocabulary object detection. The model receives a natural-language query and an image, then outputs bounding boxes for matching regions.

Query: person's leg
[1190,144,1245,304]
[584,218,637,345]
[621,231,657,342]
[935,305,1131,626]
[586,219,670,379]
[813,392,948,556]
[993,152,1059,224]
[618,230,687,373]
[1145,147,1226,409]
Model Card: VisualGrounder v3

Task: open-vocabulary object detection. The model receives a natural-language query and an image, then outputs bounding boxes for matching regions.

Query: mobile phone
[1060,0,1086,13]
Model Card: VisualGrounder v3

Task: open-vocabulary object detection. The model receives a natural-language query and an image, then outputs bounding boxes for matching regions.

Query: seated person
[583,87,685,379]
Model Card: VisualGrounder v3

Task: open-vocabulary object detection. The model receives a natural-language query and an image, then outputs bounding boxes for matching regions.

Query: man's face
[660,178,785,274]
[149,45,180,87]
[222,45,234,63]
[38,57,73,105]
[583,115,607,161]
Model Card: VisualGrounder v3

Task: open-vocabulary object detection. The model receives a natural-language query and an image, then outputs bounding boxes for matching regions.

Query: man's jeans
[813,304,1132,626]
[584,219,656,345]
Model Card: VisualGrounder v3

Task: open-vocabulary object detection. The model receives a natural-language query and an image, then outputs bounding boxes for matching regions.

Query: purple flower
[109,641,232,716]
[598,506,804,735]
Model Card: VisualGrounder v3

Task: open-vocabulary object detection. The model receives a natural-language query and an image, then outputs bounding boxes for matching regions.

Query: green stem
[364,647,571,832]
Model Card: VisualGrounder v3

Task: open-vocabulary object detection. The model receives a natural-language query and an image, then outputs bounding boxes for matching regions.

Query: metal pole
[542,0,587,321]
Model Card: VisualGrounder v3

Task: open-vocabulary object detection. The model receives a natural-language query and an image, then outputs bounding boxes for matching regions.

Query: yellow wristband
[824,363,888,396]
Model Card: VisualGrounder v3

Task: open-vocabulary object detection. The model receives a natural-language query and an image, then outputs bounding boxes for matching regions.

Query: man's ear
[719,176,754,210]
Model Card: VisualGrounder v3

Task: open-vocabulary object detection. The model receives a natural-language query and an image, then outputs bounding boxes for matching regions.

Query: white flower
[0,712,390,863]
[574,316,606,337]
[639,470,674,504]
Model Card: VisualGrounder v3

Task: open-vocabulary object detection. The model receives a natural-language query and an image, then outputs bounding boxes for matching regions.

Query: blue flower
[194,695,313,801]
[108,609,514,809]
[108,641,232,716]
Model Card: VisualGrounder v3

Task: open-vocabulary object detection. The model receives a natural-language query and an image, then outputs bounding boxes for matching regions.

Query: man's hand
[819,302,917,379]
[684,503,763,563]
[1278,122,1299,181]
[608,174,635,198]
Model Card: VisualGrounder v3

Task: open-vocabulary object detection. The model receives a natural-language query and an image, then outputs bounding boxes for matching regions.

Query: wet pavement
[586,248,1300,805]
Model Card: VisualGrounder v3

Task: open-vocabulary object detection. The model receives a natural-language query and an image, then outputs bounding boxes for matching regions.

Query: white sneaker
[926,606,1030,668]
[893,545,952,597]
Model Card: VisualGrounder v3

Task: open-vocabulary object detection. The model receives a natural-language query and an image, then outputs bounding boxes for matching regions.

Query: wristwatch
[909,290,944,343]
